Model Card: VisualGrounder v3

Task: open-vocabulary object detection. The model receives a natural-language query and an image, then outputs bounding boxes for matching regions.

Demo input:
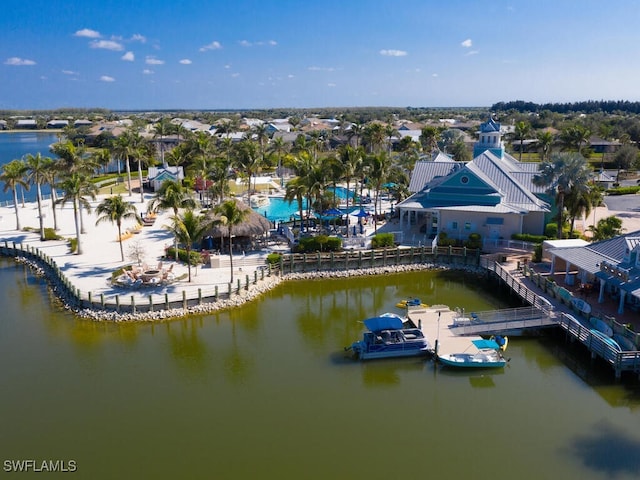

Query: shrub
[606,185,640,195]
[293,235,342,253]
[44,228,62,241]
[165,247,202,265]
[266,253,282,265]
[511,233,547,243]
[371,233,394,248]
[68,237,77,253]
[544,222,569,238]
[437,232,457,247]
[464,233,482,249]
[532,243,543,262]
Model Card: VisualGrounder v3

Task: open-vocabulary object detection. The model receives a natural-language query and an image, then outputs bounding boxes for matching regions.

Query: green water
[1,259,639,479]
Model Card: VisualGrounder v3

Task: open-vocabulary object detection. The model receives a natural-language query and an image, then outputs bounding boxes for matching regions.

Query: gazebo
[205,202,272,252]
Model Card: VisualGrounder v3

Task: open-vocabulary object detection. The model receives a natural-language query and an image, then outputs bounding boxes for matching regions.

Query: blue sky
[3,0,640,110]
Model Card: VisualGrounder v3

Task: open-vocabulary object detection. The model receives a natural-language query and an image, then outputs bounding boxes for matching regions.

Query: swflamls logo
[3,459,77,472]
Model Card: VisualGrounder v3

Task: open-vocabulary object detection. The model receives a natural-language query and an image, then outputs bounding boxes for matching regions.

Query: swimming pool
[253,197,308,223]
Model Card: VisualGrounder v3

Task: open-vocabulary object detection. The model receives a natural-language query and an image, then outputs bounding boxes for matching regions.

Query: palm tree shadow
[567,420,640,477]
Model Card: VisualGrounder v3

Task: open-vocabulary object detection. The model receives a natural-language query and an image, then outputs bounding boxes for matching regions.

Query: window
[460,176,469,184]
[465,222,471,230]
[452,221,458,230]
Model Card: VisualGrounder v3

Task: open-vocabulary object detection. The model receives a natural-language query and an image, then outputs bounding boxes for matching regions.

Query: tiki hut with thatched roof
[205,201,271,252]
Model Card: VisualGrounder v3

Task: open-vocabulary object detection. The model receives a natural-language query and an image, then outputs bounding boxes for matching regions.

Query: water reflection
[569,420,640,477]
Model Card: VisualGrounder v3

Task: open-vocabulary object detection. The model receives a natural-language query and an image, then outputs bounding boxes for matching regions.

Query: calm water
[0,132,59,203]
[1,258,639,479]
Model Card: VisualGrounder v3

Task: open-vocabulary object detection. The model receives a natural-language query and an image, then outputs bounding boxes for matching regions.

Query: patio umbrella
[322,208,343,216]
[351,208,370,218]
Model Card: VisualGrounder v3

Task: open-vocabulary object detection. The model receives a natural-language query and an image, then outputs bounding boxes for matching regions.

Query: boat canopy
[472,339,500,350]
[364,316,404,333]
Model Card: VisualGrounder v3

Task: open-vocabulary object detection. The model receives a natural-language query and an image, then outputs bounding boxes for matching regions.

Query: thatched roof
[206,201,271,238]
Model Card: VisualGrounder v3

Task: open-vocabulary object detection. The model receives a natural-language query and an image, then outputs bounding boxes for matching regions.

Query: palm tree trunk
[117,223,124,262]
[50,186,59,230]
[36,183,44,240]
[138,162,144,204]
[345,180,351,237]
[557,193,564,239]
[187,247,192,282]
[73,198,82,255]
[12,187,20,230]
[229,229,234,283]
[125,157,132,196]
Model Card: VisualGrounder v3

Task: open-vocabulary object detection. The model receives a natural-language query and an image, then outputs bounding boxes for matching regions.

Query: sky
[3,0,640,111]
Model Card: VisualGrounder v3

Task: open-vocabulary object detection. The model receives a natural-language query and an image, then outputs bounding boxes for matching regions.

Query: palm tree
[147,179,196,254]
[366,152,393,233]
[153,117,174,166]
[269,136,288,186]
[536,130,554,162]
[362,123,386,154]
[25,153,51,240]
[588,216,624,241]
[0,159,28,230]
[284,176,307,231]
[214,200,249,283]
[42,157,60,230]
[513,121,532,161]
[533,152,592,239]
[233,139,261,203]
[419,126,442,154]
[166,209,211,282]
[57,172,97,255]
[95,195,142,262]
[111,132,136,197]
[338,145,363,236]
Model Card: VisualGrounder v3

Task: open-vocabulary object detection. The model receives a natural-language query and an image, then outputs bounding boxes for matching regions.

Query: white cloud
[224,64,231,69]
[327,83,337,87]
[62,69,78,75]
[100,75,115,82]
[131,34,146,43]
[465,50,479,56]
[461,39,472,48]
[432,73,439,77]
[90,40,124,51]
[4,57,36,66]
[145,56,164,65]
[143,69,154,75]
[199,41,222,52]
[380,49,408,57]
[231,73,240,78]
[308,66,336,72]
[268,40,277,46]
[74,28,101,38]
[239,40,252,47]
[179,59,192,65]
[121,51,135,61]
[287,74,294,78]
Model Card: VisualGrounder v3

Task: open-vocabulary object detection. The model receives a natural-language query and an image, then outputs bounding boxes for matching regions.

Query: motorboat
[346,314,430,360]
[437,339,507,369]
[250,194,270,208]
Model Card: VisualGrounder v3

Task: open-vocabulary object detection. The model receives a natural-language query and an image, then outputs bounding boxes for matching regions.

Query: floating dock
[406,305,483,356]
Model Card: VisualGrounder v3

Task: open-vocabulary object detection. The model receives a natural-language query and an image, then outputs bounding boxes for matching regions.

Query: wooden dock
[406,305,484,356]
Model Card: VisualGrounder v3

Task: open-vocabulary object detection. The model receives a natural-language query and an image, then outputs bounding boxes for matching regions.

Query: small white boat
[346,314,430,360]
[437,339,507,369]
